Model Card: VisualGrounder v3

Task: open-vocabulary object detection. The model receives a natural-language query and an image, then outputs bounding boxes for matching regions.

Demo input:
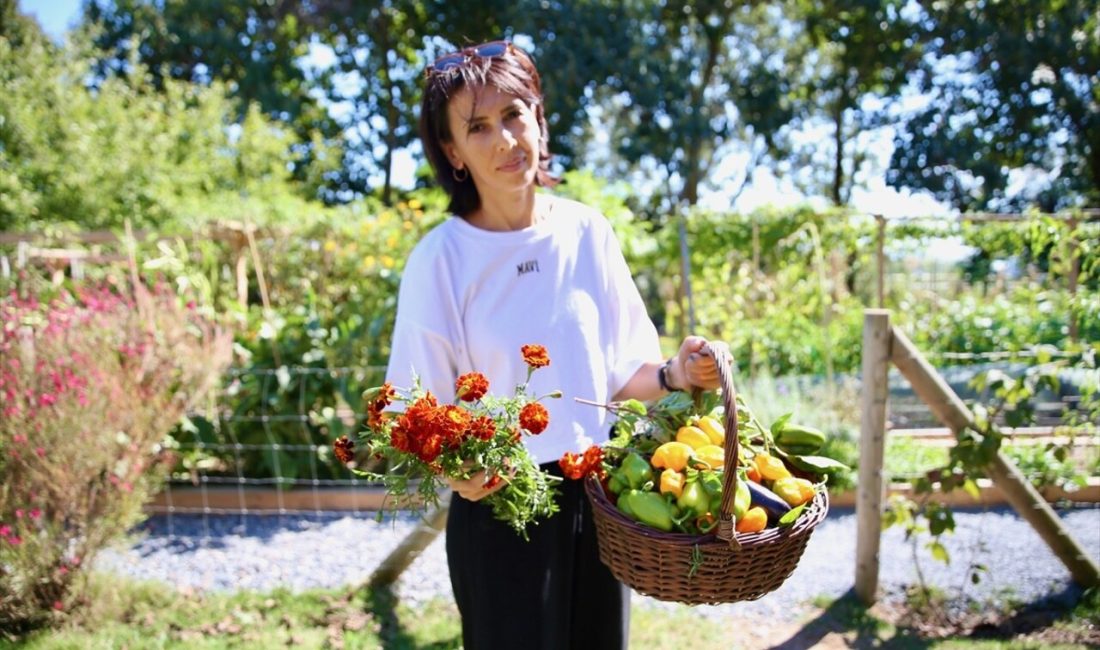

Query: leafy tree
[1,0,45,47]
[594,0,752,213]
[310,0,433,204]
[0,25,321,231]
[887,0,1099,211]
[790,0,923,206]
[84,0,342,199]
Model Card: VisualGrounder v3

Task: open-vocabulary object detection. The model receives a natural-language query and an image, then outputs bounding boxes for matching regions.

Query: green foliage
[14,0,1090,216]
[174,194,443,484]
[790,0,924,205]
[0,28,330,232]
[660,205,876,376]
[84,0,343,198]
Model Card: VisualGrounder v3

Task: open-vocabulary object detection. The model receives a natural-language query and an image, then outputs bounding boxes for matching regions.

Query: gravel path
[97,504,1100,622]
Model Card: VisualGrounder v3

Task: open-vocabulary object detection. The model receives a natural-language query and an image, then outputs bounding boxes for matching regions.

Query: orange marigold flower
[416,432,444,464]
[559,445,604,480]
[455,372,489,402]
[437,404,472,447]
[373,382,396,409]
[366,383,397,430]
[333,435,355,464]
[582,445,605,476]
[390,426,413,454]
[521,344,550,369]
[469,415,496,441]
[367,409,392,430]
[519,402,549,434]
[559,451,587,480]
[394,393,440,454]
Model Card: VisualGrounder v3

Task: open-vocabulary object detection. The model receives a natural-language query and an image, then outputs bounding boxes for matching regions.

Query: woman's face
[442,85,541,201]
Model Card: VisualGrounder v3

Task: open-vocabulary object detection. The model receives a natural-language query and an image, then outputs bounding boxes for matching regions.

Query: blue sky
[21,0,82,40]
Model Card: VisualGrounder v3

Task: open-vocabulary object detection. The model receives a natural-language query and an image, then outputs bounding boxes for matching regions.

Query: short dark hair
[419,43,559,217]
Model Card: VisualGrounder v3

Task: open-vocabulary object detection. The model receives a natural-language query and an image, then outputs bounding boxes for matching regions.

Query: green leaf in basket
[620,399,647,416]
[687,544,704,579]
[777,503,806,527]
[769,413,792,439]
[787,454,850,473]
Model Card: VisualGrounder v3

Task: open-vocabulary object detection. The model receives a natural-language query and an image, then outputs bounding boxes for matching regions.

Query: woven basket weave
[584,342,829,604]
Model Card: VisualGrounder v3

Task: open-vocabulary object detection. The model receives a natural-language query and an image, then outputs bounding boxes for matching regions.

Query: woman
[386,40,721,649]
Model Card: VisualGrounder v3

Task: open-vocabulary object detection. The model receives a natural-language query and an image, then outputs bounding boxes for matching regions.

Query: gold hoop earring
[452,167,468,182]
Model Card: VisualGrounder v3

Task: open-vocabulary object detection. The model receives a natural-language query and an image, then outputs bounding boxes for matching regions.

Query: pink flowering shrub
[0,279,232,633]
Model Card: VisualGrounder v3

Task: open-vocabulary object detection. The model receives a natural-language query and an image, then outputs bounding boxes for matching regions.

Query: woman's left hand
[671,336,722,391]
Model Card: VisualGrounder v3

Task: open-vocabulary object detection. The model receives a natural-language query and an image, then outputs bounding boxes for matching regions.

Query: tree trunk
[831,88,846,207]
[376,10,395,205]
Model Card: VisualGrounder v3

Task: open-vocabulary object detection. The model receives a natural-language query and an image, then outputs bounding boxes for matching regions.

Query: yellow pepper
[695,415,725,446]
[659,468,685,498]
[675,425,711,450]
[694,444,725,470]
[753,453,792,481]
[650,441,693,472]
[772,476,814,506]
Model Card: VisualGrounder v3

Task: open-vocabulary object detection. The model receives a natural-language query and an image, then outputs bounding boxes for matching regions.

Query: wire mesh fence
[151,364,391,537]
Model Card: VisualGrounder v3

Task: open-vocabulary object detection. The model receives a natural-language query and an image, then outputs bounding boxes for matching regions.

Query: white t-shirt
[385,196,662,464]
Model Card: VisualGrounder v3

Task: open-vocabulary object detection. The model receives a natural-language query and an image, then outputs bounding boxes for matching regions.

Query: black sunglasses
[426,40,513,77]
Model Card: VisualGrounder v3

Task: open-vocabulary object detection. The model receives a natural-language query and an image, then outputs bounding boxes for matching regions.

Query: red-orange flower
[558,445,604,479]
[582,445,605,477]
[519,402,549,434]
[455,372,489,402]
[393,392,439,455]
[521,344,550,369]
[367,382,397,430]
[373,382,396,409]
[437,404,472,447]
[333,435,355,464]
[368,409,392,430]
[416,432,444,464]
[559,451,587,480]
[469,415,496,441]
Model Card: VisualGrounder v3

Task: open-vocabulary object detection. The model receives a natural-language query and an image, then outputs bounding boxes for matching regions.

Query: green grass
[885,434,952,479]
[6,575,1097,649]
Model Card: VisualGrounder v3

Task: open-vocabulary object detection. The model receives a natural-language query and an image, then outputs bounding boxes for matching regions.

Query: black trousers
[446,463,630,650]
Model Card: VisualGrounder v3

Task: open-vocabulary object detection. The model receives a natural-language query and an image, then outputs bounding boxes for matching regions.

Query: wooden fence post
[889,326,1100,588]
[855,309,891,604]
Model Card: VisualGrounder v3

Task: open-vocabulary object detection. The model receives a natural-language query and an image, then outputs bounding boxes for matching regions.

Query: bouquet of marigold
[335,344,561,538]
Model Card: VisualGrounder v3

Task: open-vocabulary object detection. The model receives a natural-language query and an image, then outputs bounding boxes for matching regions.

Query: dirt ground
[712,599,1100,649]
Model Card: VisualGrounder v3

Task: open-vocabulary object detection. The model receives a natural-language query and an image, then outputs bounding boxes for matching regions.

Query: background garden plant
[0,276,232,633]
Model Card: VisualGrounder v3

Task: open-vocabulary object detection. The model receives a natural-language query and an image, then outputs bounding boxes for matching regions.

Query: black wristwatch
[658,358,677,392]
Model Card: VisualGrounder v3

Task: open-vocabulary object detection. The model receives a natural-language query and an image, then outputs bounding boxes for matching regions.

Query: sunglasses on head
[426,40,513,77]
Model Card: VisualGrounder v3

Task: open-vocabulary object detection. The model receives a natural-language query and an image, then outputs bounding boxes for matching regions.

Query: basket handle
[702,341,742,547]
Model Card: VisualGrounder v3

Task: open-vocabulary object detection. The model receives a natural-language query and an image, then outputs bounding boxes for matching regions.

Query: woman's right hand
[447,468,509,502]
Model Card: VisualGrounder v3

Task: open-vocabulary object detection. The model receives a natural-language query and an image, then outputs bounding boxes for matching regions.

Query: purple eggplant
[746,480,792,518]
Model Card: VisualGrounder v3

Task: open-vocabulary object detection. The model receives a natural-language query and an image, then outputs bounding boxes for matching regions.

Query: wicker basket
[584,342,829,604]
